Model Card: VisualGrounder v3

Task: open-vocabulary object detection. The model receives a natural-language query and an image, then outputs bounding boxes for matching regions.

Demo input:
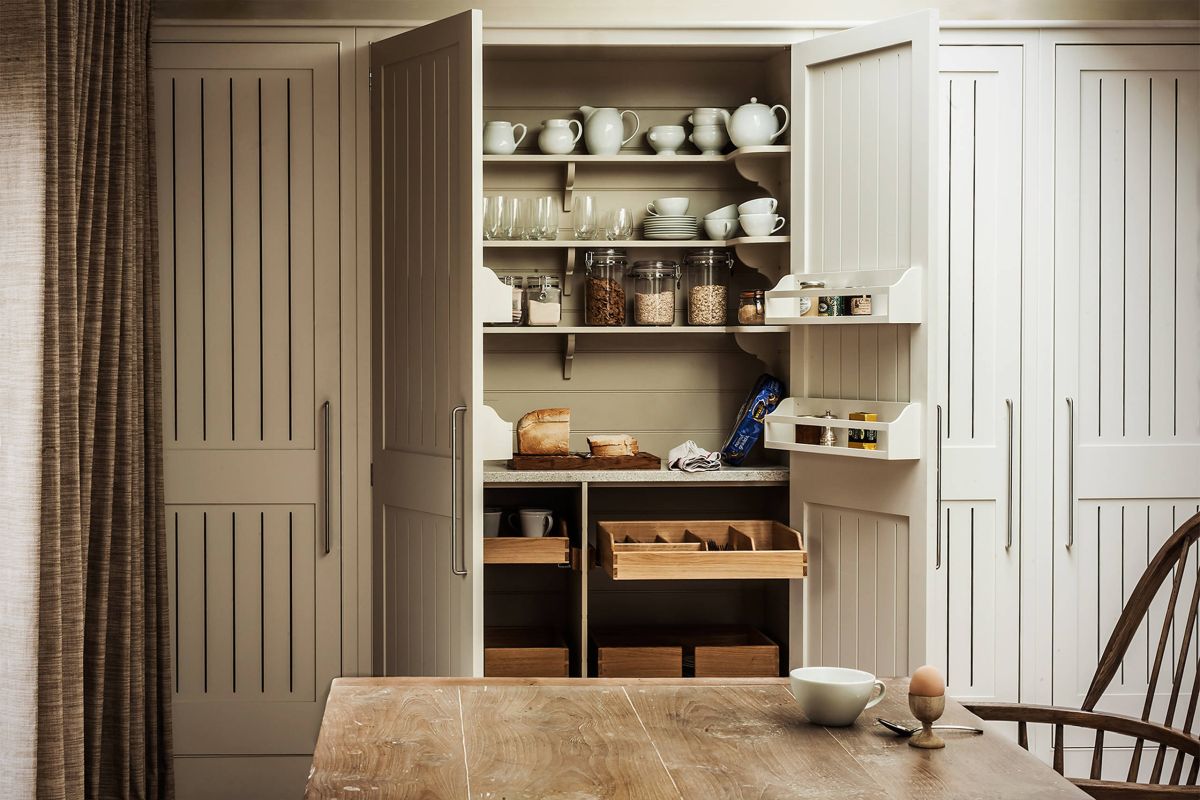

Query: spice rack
[763,398,921,460]
[764,266,923,324]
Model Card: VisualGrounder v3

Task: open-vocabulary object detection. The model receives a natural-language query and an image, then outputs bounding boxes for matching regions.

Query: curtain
[0,0,174,797]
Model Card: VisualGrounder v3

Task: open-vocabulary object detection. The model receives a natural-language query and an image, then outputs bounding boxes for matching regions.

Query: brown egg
[909,664,946,697]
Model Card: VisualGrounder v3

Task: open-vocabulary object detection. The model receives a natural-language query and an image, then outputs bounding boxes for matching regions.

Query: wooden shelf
[482,145,790,165]
[484,325,788,335]
[483,236,789,248]
[596,520,807,581]
[764,267,923,325]
[483,536,570,565]
[763,398,921,460]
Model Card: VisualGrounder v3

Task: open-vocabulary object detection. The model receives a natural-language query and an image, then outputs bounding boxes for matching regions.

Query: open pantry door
[371,10,485,676]
[781,11,939,675]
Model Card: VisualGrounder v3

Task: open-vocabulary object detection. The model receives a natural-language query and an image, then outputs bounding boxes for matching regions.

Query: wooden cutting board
[507,452,661,470]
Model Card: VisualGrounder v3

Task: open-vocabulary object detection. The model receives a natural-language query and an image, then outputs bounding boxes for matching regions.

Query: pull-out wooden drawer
[596,520,806,580]
[483,627,570,677]
[592,626,781,678]
[483,536,570,565]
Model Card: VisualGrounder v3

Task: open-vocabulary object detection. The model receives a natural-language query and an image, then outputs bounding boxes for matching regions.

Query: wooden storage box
[483,536,570,565]
[690,626,780,677]
[483,627,570,677]
[596,520,807,580]
[591,628,683,678]
[591,626,780,678]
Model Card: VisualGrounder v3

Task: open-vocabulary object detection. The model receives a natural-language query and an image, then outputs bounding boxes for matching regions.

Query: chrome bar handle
[1066,397,1075,550]
[935,404,943,570]
[323,400,331,555]
[450,405,468,576]
[1005,398,1014,551]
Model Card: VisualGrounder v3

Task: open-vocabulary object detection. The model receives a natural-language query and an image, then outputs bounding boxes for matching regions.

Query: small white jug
[538,118,583,155]
[483,120,527,155]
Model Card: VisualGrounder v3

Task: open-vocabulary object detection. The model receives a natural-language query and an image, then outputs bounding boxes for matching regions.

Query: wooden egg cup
[908,694,946,749]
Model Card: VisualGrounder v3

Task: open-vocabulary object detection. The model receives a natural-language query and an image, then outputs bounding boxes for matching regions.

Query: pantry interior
[374,12,935,680]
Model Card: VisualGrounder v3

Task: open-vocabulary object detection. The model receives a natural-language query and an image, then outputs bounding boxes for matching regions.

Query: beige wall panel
[231,76,265,445]
[174,756,311,800]
[172,76,207,446]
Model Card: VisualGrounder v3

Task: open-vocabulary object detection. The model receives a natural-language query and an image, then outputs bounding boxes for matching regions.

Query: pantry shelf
[483,463,789,486]
[483,236,789,249]
[482,145,789,166]
[763,398,921,460]
[764,266,923,325]
[484,325,788,334]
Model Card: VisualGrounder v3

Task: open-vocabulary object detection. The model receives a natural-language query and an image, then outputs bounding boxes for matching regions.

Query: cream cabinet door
[788,11,939,675]
[371,10,484,677]
[152,40,344,759]
[1052,44,1200,777]
[930,45,1024,704]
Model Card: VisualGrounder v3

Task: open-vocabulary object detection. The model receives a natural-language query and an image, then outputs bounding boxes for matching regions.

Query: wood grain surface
[507,452,662,470]
[307,678,1090,800]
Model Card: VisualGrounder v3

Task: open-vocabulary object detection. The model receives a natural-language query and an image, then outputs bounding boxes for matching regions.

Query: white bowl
[704,203,738,221]
[738,197,778,215]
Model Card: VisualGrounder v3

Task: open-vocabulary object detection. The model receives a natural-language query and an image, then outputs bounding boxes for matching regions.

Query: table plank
[305,683,468,799]
[460,684,680,799]
[823,679,1088,800]
[625,684,890,799]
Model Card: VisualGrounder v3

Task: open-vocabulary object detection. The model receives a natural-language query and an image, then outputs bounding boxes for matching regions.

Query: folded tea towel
[667,440,722,473]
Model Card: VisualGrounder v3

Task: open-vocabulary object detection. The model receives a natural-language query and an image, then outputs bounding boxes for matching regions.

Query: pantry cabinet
[371,10,941,678]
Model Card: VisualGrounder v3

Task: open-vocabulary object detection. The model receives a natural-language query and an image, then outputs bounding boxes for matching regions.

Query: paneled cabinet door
[789,11,938,676]
[1052,44,1200,779]
[371,10,484,678]
[930,45,1024,705]
[153,40,343,757]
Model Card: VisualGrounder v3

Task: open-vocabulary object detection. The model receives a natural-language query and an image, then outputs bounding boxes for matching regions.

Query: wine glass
[573,195,598,241]
[605,207,633,241]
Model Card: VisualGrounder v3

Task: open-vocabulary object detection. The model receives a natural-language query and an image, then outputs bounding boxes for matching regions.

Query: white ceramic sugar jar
[725,98,790,147]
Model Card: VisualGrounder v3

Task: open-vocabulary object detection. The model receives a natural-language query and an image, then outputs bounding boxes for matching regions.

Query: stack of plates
[642,215,699,240]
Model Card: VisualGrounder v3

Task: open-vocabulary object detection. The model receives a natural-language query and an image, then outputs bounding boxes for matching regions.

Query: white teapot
[725,97,789,148]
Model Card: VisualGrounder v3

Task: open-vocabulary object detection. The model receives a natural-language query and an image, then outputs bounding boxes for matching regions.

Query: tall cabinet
[371,10,940,678]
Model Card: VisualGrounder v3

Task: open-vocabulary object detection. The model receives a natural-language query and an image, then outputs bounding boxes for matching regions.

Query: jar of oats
[684,248,734,326]
[630,260,680,326]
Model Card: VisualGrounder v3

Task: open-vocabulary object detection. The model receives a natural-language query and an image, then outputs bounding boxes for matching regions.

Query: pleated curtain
[0,0,174,797]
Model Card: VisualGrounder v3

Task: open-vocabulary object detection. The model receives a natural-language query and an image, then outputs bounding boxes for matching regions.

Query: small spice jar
[584,248,629,326]
[684,248,734,325]
[818,293,845,317]
[500,275,525,325]
[848,411,878,450]
[525,275,562,326]
[849,293,873,316]
[797,280,824,317]
[631,260,680,326]
[737,290,765,325]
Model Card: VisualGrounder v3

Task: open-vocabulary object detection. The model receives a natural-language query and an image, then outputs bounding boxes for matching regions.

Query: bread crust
[516,408,570,455]
[587,434,638,457]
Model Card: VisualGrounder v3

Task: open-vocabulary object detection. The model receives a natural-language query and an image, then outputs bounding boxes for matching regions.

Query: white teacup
[738,197,778,215]
[483,508,502,538]
[647,125,686,155]
[704,218,738,240]
[739,213,786,236]
[688,107,728,126]
[789,666,887,727]
[704,203,739,221]
[509,508,554,538]
[646,197,690,216]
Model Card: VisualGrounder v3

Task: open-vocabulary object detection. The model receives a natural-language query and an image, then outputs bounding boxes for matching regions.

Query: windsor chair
[967,511,1200,799]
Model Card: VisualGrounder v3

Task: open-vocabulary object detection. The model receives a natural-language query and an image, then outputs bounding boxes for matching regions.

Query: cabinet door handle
[450,405,468,576]
[1065,397,1075,550]
[935,404,943,570]
[323,400,332,555]
[1005,398,1014,551]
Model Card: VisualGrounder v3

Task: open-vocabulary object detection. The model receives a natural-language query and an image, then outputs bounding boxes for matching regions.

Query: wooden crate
[483,536,570,565]
[591,628,683,678]
[596,520,807,580]
[483,627,570,678]
[691,627,780,677]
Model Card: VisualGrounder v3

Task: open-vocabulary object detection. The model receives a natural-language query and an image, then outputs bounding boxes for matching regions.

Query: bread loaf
[587,434,638,457]
[516,408,570,455]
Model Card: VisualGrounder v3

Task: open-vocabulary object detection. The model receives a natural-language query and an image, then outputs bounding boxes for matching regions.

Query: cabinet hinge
[370,462,374,486]
[368,71,374,92]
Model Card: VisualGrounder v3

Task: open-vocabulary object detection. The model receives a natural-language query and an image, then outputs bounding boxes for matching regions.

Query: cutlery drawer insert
[596,520,806,580]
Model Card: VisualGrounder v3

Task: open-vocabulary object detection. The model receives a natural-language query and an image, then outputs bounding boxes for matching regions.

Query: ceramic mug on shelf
[509,508,555,538]
[483,120,527,155]
[646,197,690,216]
[738,213,785,236]
[704,218,738,240]
[538,118,584,155]
[789,666,887,727]
[704,203,739,221]
[738,197,779,215]
[688,124,729,156]
[647,125,687,155]
[483,508,502,537]
[687,107,731,127]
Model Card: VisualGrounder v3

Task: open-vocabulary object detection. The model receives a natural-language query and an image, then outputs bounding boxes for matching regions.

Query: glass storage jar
[684,248,734,325]
[797,280,824,317]
[499,275,524,325]
[525,275,562,326]
[737,290,765,325]
[631,260,680,326]
[584,248,629,326]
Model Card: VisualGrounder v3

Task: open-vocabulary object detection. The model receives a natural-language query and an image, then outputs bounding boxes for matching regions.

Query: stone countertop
[483,462,789,485]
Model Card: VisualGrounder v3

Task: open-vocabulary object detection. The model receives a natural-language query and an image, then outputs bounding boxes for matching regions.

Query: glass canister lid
[585,247,628,267]
[631,259,680,278]
[684,247,734,269]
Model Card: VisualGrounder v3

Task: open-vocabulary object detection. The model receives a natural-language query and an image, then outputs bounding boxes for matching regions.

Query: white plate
[644,232,699,240]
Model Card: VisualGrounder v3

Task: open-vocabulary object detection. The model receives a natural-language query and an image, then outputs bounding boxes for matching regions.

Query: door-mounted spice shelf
[765,266,923,324]
[763,398,921,460]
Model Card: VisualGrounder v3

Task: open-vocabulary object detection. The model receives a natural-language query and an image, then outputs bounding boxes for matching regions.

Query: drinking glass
[605,207,633,241]
[518,197,536,240]
[573,195,598,241]
[537,196,559,240]
[498,196,520,240]
[482,196,502,240]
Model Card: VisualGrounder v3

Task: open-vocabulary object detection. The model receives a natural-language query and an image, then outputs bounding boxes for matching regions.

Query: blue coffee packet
[720,373,785,466]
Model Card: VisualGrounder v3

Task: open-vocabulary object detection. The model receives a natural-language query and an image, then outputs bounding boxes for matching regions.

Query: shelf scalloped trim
[764,266,923,325]
[479,266,514,324]
[478,404,514,461]
[763,398,922,461]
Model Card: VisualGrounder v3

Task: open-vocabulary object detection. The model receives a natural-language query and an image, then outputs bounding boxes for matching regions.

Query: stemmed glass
[605,207,633,241]
[573,195,598,241]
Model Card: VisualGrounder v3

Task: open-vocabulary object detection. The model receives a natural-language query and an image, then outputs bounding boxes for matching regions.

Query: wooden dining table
[305,677,1089,799]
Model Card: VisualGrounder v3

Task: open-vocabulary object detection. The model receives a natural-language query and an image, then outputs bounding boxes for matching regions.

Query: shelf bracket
[563,161,576,212]
[734,331,787,376]
[563,247,576,296]
[562,333,576,380]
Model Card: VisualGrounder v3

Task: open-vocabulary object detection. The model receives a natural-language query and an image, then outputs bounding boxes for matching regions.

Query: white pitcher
[483,120,527,155]
[579,106,640,156]
[538,118,583,154]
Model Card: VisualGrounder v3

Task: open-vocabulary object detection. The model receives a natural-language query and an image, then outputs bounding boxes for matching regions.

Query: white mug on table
[789,666,887,727]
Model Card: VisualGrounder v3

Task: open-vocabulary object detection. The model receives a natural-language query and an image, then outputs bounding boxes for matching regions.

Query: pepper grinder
[907,665,947,749]
[818,410,838,447]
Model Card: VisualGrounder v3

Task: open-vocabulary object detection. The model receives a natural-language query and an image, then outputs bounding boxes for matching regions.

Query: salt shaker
[819,410,838,447]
